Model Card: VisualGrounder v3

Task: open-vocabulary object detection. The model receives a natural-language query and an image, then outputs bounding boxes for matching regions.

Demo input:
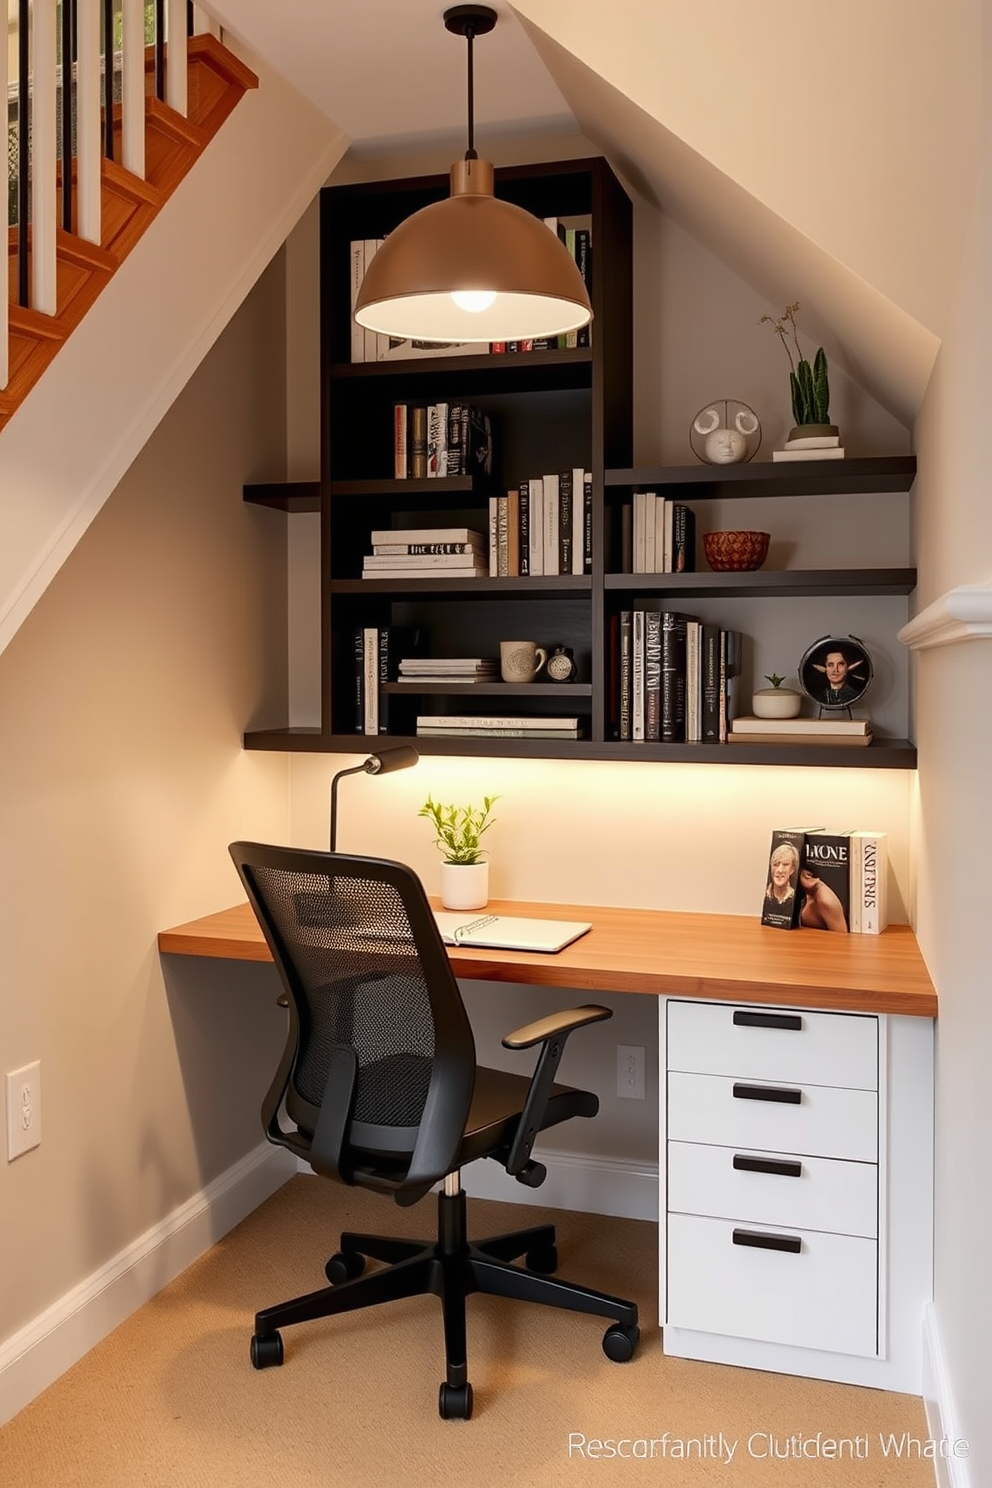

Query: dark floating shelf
[243,481,320,513]
[606,568,917,598]
[605,455,916,500]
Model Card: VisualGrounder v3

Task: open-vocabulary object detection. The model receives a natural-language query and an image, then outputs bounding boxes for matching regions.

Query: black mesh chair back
[231,843,475,1203]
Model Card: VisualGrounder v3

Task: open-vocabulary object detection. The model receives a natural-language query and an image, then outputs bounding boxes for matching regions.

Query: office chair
[229,841,639,1420]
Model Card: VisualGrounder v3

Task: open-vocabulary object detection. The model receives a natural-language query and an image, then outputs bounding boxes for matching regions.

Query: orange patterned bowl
[703,530,770,571]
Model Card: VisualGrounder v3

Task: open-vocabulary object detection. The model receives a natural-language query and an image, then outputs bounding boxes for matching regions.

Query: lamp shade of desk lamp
[329,746,419,851]
[353,6,592,345]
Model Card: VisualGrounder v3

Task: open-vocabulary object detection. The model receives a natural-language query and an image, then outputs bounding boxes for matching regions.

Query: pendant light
[354,5,592,345]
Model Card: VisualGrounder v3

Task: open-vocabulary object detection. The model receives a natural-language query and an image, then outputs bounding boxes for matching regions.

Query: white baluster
[121,0,145,178]
[191,5,220,38]
[75,0,102,245]
[166,0,187,116]
[31,0,58,315]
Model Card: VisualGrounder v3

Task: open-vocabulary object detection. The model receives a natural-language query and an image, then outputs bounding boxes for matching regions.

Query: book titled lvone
[800,830,853,933]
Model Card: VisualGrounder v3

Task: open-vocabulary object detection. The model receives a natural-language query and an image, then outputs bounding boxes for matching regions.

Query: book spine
[393,404,408,479]
[619,611,632,741]
[685,619,701,742]
[350,241,365,364]
[496,494,509,577]
[543,474,559,575]
[849,835,863,934]
[373,543,480,556]
[488,496,499,577]
[631,609,645,740]
[802,832,853,933]
[701,625,721,743]
[528,478,544,575]
[377,627,391,733]
[855,832,888,934]
[416,715,579,729]
[426,402,448,478]
[644,609,662,740]
[575,228,591,347]
[409,406,428,479]
[446,404,464,476]
[363,627,379,735]
[518,480,530,577]
[506,488,520,577]
[672,503,696,572]
[363,552,486,569]
[719,629,743,743]
[353,625,365,732]
[558,468,573,575]
[660,612,688,742]
[362,240,379,363]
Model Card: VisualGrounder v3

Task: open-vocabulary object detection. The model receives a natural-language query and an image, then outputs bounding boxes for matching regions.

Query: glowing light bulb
[451,289,497,313]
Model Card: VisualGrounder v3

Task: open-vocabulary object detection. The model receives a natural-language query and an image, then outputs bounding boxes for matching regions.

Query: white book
[488,496,499,576]
[731,715,870,736]
[773,447,846,461]
[400,658,497,671]
[361,566,485,580]
[850,831,888,934]
[643,492,656,573]
[543,473,559,574]
[528,478,545,576]
[632,491,646,574]
[349,241,365,364]
[685,619,701,741]
[362,240,380,363]
[571,468,586,575]
[432,911,591,953]
[363,552,487,570]
[653,496,667,573]
[785,433,841,449]
[369,528,485,545]
[363,627,378,735]
[416,715,579,729]
[417,726,580,738]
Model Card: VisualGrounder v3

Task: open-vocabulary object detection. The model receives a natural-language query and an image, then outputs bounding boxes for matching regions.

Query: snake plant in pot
[419,794,498,910]
[760,301,838,442]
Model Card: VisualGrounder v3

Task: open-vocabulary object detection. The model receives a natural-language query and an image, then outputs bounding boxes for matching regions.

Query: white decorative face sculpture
[693,406,759,465]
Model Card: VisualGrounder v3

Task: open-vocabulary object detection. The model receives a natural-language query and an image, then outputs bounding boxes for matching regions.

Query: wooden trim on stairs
[1,38,259,433]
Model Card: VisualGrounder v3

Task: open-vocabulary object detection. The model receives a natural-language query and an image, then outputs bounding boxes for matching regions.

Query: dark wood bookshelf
[242,157,916,770]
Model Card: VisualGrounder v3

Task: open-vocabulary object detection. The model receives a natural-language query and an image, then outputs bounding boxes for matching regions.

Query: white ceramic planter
[440,860,489,911]
[752,687,803,719]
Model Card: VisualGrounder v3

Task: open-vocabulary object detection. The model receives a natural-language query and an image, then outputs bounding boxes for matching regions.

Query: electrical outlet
[6,1061,41,1160]
[616,1044,645,1100]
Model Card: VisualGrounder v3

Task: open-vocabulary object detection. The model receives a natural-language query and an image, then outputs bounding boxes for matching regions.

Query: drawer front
[667,1213,878,1356]
[667,1000,878,1090]
[668,1071,878,1162]
[668,1140,877,1237]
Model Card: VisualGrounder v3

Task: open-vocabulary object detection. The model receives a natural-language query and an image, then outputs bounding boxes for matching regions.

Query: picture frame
[798,634,873,711]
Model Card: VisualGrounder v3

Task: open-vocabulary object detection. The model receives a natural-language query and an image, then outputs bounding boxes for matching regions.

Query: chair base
[251,1186,640,1419]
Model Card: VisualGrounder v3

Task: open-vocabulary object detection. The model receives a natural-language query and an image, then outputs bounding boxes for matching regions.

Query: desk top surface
[158,898,937,1018]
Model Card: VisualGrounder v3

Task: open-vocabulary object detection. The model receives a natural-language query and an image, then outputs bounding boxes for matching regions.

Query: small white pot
[751,687,803,719]
[440,860,489,911]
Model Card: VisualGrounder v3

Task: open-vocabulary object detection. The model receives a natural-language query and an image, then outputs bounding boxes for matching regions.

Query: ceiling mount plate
[443,5,498,39]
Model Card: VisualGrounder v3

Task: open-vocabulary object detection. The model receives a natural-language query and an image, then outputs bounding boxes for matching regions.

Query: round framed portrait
[799,635,873,710]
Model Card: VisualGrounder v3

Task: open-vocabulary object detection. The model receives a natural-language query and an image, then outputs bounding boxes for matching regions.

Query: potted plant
[419,794,498,910]
[760,301,838,442]
[752,672,803,720]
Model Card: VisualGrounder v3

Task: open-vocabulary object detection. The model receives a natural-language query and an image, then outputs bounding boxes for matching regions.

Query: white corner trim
[898,584,992,650]
[922,1302,973,1488]
[0,1142,295,1429]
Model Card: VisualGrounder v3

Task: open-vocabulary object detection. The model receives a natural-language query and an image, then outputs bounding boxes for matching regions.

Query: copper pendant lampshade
[354,5,592,345]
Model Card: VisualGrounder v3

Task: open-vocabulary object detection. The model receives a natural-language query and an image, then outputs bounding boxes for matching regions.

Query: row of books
[416,715,582,740]
[489,470,592,577]
[762,827,888,935]
[729,716,873,747]
[611,610,741,743]
[627,493,697,573]
[394,403,493,480]
[349,219,591,364]
[362,526,488,580]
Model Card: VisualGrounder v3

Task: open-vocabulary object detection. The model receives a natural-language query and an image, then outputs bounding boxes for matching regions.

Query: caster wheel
[325,1250,365,1284]
[250,1331,284,1369]
[602,1323,639,1363]
[525,1243,558,1274]
[438,1381,474,1420]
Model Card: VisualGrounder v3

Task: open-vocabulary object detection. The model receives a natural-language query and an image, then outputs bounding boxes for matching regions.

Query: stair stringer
[0,42,348,658]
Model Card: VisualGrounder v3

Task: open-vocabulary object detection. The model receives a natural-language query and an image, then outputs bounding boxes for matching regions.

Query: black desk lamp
[329,746,419,851]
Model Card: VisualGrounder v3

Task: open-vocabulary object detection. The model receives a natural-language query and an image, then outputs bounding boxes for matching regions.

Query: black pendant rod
[17,0,29,306]
[103,0,115,160]
[155,0,165,100]
[61,0,76,230]
[443,6,496,162]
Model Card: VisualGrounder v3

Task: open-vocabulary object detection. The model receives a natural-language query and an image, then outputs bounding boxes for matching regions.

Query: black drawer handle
[733,1154,802,1178]
[732,1082,802,1105]
[733,1009,803,1031]
[733,1228,802,1255]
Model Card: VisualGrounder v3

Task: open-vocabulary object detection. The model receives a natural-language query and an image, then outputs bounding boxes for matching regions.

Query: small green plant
[759,301,830,427]
[765,673,787,688]
[419,795,498,865]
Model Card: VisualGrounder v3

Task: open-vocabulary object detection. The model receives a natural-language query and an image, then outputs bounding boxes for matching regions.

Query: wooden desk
[158,897,937,1018]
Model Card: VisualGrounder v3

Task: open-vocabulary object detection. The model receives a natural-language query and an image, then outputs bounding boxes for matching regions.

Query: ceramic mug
[500,640,547,683]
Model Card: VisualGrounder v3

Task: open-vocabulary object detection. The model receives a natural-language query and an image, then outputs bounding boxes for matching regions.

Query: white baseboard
[922,1302,973,1488]
[0,1142,295,1428]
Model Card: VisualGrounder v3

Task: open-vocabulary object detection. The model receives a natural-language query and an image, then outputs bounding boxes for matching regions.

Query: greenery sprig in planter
[760,301,834,434]
[418,795,499,864]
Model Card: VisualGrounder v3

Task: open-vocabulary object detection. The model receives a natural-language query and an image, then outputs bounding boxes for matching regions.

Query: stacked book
[416,714,582,740]
[730,716,872,747]
[489,470,592,577]
[772,431,845,462]
[398,657,499,685]
[362,527,488,581]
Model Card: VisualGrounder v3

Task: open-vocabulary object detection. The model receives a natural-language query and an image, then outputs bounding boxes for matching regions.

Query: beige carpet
[0,1177,934,1487]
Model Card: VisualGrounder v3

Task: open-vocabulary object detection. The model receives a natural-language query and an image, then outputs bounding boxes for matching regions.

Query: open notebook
[432,911,592,954]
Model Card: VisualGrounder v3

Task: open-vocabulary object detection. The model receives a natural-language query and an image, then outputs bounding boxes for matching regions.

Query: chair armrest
[501,1004,612,1181]
[502,1004,612,1051]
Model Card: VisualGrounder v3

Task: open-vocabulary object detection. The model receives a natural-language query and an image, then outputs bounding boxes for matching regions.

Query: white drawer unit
[667,1213,879,1358]
[667,998,879,1090]
[662,998,899,1378]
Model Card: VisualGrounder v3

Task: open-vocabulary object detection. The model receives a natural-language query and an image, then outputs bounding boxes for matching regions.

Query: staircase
[2,34,257,435]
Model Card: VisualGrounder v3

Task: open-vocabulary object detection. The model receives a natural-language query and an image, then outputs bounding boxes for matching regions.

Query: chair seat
[456,1065,598,1168]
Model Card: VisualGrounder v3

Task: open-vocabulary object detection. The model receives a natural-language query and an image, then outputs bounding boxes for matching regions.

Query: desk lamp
[329,746,419,851]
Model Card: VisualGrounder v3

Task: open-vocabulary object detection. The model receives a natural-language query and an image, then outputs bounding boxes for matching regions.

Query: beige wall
[0,260,292,1341]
